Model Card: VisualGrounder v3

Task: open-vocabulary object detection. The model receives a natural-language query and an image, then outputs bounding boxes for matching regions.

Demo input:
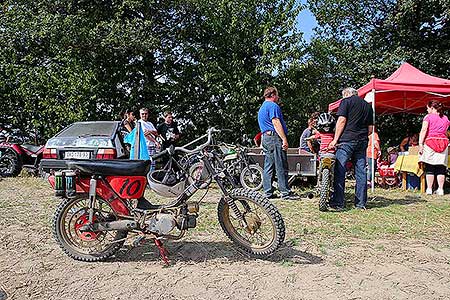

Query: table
[393,154,425,192]
[393,149,450,193]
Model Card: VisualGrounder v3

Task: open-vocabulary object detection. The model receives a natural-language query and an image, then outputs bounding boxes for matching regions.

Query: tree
[0,0,303,143]
[304,0,450,147]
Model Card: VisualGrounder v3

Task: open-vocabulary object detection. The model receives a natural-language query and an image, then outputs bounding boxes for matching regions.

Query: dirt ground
[1,177,450,300]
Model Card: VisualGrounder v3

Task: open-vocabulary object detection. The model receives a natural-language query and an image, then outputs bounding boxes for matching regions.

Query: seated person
[399,133,419,152]
[299,117,318,153]
[387,146,399,166]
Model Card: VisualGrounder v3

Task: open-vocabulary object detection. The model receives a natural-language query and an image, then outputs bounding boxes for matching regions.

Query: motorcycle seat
[66,159,151,176]
[22,144,42,153]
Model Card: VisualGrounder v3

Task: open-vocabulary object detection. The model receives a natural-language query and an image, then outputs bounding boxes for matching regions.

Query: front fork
[202,153,246,225]
[317,157,336,192]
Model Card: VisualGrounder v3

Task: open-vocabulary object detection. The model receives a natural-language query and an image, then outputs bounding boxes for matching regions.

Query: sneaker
[328,206,344,212]
[281,193,300,201]
[266,194,278,199]
[436,189,444,196]
[355,206,366,210]
[426,188,433,195]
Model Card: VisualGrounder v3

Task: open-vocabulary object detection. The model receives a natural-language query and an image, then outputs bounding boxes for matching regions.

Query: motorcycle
[48,128,285,264]
[317,152,336,211]
[220,143,264,191]
[0,128,44,177]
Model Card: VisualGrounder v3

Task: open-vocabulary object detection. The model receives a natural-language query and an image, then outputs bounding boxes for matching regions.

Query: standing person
[138,108,159,170]
[328,87,374,210]
[257,86,299,200]
[299,116,318,153]
[418,100,450,195]
[157,111,181,151]
[367,128,381,186]
[121,109,136,133]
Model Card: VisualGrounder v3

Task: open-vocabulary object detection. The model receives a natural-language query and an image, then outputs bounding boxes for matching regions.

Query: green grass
[185,184,450,251]
[2,177,450,253]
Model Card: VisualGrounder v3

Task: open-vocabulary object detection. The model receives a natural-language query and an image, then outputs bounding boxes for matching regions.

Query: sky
[295,1,318,41]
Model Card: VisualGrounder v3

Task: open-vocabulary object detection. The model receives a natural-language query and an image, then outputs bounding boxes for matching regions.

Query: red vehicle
[48,128,285,264]
[0,128,44,177]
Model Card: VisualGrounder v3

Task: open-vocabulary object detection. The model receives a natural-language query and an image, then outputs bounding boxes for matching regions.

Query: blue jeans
[332,140,368,208]
[261,134,291,197]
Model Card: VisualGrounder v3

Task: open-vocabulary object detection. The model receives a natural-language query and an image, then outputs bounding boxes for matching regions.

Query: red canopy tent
[328,62,450,191]
[328,62,450,114]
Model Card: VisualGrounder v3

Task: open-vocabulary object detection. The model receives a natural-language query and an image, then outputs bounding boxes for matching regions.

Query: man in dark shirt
[157,111,180,151]
[328,87,374,210]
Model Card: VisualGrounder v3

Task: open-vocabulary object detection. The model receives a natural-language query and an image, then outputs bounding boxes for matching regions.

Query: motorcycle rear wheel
[319,168,330,211]
[240,164,263,191]
[53,196,128,262]
[217,188,285,257]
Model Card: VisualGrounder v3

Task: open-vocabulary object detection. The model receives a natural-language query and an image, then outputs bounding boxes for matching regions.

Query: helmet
[148,170,186,198]
[316,113,335,133]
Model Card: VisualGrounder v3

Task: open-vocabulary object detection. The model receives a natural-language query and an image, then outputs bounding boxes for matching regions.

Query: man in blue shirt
[258,86,299,200]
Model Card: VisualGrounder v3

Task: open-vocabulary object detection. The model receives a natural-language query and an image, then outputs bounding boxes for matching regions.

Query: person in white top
[138,107,159,170]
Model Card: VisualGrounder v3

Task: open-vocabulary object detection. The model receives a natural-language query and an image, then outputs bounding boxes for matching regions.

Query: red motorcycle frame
[48,175,146,216]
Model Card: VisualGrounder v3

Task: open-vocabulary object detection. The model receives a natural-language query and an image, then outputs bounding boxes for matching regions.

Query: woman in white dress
[418,100,450,195]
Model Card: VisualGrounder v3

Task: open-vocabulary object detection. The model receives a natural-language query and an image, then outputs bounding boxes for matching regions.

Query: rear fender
[0,143,23,156]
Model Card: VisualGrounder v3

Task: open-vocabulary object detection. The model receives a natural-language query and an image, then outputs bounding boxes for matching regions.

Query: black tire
[240,165,263,191]
[319,168,330,212]
[217,188,285,257]
[0,151,21,177]
[53,196,128,262]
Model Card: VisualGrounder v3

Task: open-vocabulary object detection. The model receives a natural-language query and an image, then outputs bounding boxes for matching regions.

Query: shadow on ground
[341,191,425,210]
[113,240,323,266]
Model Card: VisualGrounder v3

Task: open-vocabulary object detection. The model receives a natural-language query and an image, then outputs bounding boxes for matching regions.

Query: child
[314,113,336,153]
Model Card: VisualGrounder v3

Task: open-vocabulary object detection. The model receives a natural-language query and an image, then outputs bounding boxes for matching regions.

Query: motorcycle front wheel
[217,189,285,257]
[53,196,128,262]
[319,168,330,211]
[240,164,263,191]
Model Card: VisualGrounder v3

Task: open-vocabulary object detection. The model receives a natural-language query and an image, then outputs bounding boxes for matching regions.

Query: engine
[145,213,177,235]
[144,203,199,235]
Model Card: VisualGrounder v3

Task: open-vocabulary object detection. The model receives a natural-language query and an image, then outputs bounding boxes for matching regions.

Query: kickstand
[154,239,170,265]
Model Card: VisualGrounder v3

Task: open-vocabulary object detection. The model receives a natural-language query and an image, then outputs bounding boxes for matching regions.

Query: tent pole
[371,89,376,192]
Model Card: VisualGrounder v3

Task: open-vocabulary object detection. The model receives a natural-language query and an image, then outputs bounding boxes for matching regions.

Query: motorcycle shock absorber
[88,176,97,222]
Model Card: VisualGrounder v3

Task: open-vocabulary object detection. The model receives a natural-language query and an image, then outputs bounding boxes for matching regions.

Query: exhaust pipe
[79,220,138,232]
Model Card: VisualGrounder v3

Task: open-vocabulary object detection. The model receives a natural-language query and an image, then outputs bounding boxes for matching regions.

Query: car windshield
[58,122,116,138]
[46,122,116,148]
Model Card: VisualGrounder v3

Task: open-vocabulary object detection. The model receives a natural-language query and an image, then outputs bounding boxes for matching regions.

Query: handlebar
[151,127,222,160]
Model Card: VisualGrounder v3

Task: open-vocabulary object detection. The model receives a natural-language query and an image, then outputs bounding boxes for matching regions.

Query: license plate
[64,151,90,159]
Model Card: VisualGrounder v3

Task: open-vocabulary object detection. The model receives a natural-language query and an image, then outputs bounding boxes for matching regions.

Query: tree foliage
[1,0,450,149]
[306,0,450,147]
[0,0,301,142]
